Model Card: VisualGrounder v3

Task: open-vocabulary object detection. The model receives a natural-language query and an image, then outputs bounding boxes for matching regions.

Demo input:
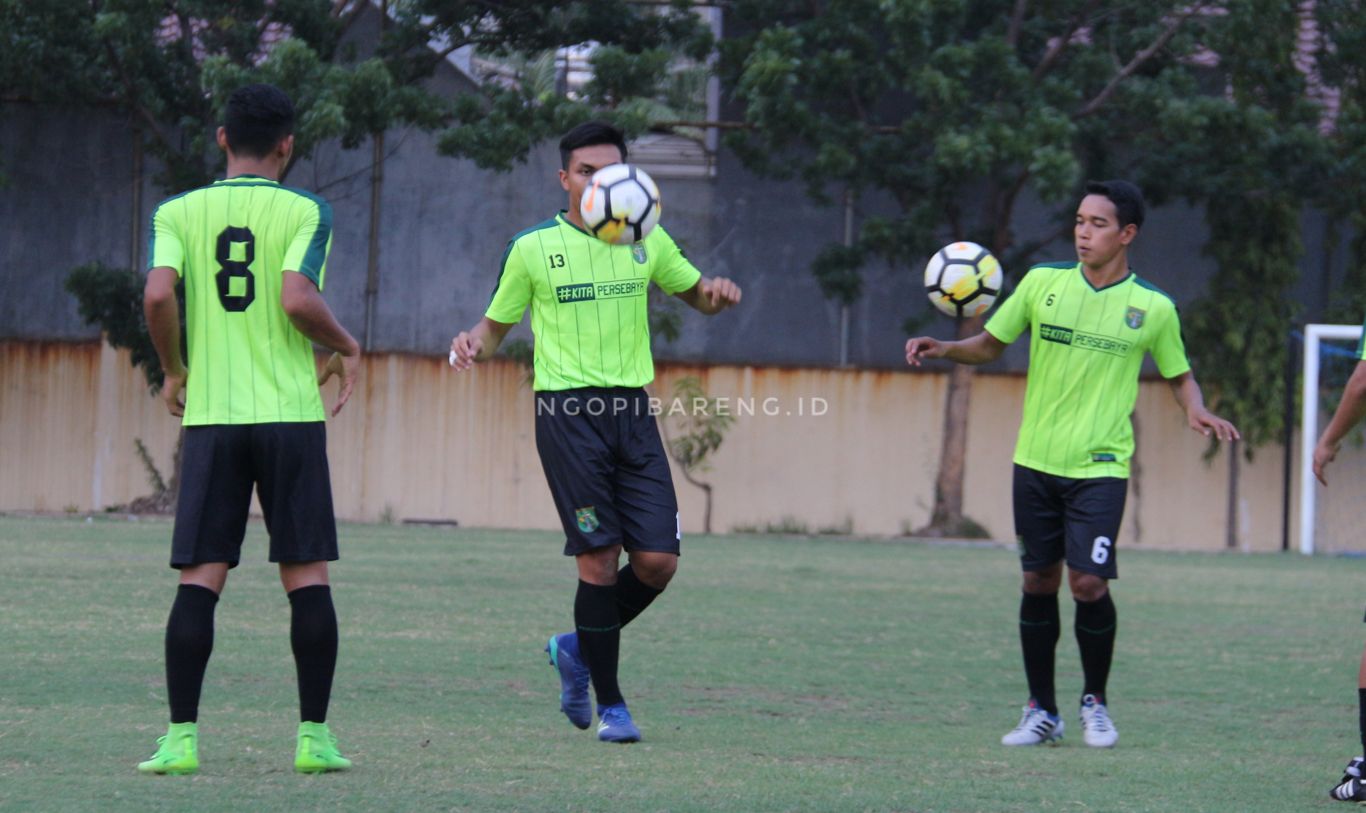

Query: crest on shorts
[631,243,648,264]
[1124,306,1145,329]
[575,506,599,533]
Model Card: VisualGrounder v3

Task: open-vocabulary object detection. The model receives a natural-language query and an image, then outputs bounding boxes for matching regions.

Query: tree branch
[1073,2,1213,118]
[1007,0,1028,48]
[1032,0,1102,80]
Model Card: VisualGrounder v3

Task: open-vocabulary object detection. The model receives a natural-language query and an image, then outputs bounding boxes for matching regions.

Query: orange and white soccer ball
[924,241,1003,318]
[580,163,662,245]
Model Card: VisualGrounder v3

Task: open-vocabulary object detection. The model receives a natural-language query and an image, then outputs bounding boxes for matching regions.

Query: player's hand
[905,337,945,367]
[161,369,187,417]
[319,351,360,417]
[449,332,483,371]
[702,277,742,312]
[1187,408,1240,443]
[1313,439,1339,485]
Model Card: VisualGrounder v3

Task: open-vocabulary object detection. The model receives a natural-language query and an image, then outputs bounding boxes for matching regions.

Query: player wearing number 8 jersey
[905,180,1239,749]
[137,84,359,775]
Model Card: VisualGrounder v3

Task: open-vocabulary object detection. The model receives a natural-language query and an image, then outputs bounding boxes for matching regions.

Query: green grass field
[0,514,1360,812]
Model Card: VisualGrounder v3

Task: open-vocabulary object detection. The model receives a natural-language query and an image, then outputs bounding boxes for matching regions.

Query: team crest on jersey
[631,243,648,264]
[575,507,599,533]
[1124,307,1146,329]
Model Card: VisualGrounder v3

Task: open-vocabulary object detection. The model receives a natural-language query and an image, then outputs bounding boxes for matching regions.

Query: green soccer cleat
[137,722,199,775]
[294,722,352,774]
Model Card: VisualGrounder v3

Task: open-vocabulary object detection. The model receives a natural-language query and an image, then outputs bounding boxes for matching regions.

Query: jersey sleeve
[985,267,1036,344]
[147,204,185,276]
[283,197,333,289]
[647,227,702,295]
[485,241,533,324]
[1150,305,1192,378]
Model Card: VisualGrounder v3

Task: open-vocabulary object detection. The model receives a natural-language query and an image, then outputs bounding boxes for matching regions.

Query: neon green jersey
[985,261,1191,479]
[147,175,333,425]
[485,213,702,391]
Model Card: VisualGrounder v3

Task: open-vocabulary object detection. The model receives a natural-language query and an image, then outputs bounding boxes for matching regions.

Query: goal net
[1299,324,1366,554]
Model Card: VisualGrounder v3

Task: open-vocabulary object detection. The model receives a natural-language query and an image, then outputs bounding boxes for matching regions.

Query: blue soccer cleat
[546,632,592,730]
[597,702,641,743]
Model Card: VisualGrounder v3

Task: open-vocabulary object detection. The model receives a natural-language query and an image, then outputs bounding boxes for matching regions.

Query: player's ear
[1119,222,1138,245]
[216,126,230,154]
[558,168,570,192]
[278,134,295,164]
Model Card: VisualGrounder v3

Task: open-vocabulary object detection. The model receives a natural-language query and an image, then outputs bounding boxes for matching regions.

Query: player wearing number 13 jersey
[138,84,359,776]
[905,180,1239,750]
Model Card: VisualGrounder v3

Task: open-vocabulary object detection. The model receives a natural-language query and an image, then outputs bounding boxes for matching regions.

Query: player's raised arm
[449,317,515,371]
[674,276,742,315]
[1314,360,1366,485]
[905,331,1007,367]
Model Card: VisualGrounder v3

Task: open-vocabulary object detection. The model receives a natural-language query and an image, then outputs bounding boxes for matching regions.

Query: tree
[1,1,449,510]
[661,375,734,534]
[713,0,1330,536]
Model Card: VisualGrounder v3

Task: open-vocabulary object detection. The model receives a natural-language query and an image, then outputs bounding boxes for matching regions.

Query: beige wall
[3,340,1350,553]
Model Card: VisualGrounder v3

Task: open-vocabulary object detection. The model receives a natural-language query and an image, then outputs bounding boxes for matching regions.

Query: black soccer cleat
[1331,757,1366,802]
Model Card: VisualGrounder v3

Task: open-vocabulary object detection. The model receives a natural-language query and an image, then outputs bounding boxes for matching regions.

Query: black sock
[165,584,219,724]
[575,580,623,708]
[1019,592,1060,715]
[615,564,664,628]
[1075,592,1117,703]
[289,585,338,724]
[1358,688,1366,754]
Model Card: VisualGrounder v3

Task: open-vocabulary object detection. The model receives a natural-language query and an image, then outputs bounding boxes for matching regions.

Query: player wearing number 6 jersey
[905,180,1238,749]
[137,84,359,775]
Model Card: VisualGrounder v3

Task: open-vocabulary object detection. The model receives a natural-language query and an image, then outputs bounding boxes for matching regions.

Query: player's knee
[1022,567,1061,595]
[1069,571,1108,602]
[633,552,678,589]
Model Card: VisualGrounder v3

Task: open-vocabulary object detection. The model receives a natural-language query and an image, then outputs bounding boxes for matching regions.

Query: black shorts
[171,422,339,569]
[534,387,680,557]
[1012,464,1127,579]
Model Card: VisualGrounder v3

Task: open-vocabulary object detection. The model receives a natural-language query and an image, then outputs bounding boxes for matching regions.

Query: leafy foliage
[64,263,169,392]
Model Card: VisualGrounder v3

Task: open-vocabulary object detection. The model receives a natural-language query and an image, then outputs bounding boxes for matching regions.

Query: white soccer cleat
[1001,701,1064,746]
[1329,757,1366,802]
[1079,694,1119,748]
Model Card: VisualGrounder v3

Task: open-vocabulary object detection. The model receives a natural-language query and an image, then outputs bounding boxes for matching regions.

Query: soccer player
[905,180,1238,748]
[137,84,359,775]
[448,121,741,743]
[1311,351,1366,802]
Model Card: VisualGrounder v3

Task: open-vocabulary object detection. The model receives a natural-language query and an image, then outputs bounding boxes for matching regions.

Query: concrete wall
[3,101,1353,372]
[4,340,1346,556]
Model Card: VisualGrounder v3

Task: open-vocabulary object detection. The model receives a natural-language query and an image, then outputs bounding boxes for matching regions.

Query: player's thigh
[535,394,623,555]
[1013,465,1066,571]
[171,425,254,569]
[614,409,680,555]
[250,422,339,565]
[1061,477,1127,579]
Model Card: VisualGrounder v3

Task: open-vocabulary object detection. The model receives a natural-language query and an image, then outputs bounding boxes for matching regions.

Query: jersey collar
[557,210,592,237]
[1078,263,1133,293]
[217,174,280,184]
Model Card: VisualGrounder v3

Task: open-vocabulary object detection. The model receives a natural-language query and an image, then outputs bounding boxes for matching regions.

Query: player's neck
[1080,252,1129,288]
[562,204,584,229]
[224,157,283,182]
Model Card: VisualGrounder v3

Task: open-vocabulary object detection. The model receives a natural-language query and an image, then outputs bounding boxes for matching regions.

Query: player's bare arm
[904,331,1006,367]
[1165,371,1239,443]
[674,276,742,315]
[449,317,515,371]
[1313,360,1366,485]
[281,271,361,417]
[143,265,188,417]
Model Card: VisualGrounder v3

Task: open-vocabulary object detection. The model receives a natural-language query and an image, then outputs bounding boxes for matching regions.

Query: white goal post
[1299,323,1363,555]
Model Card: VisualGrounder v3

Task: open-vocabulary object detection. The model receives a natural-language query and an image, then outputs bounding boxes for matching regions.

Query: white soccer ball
[580,163,662,245]
[924,241,1003,318]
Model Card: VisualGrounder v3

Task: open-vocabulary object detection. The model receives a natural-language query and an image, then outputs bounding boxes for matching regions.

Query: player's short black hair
[223,83,296,159]
[559,121,627,169]
[1085,180,1145,230]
